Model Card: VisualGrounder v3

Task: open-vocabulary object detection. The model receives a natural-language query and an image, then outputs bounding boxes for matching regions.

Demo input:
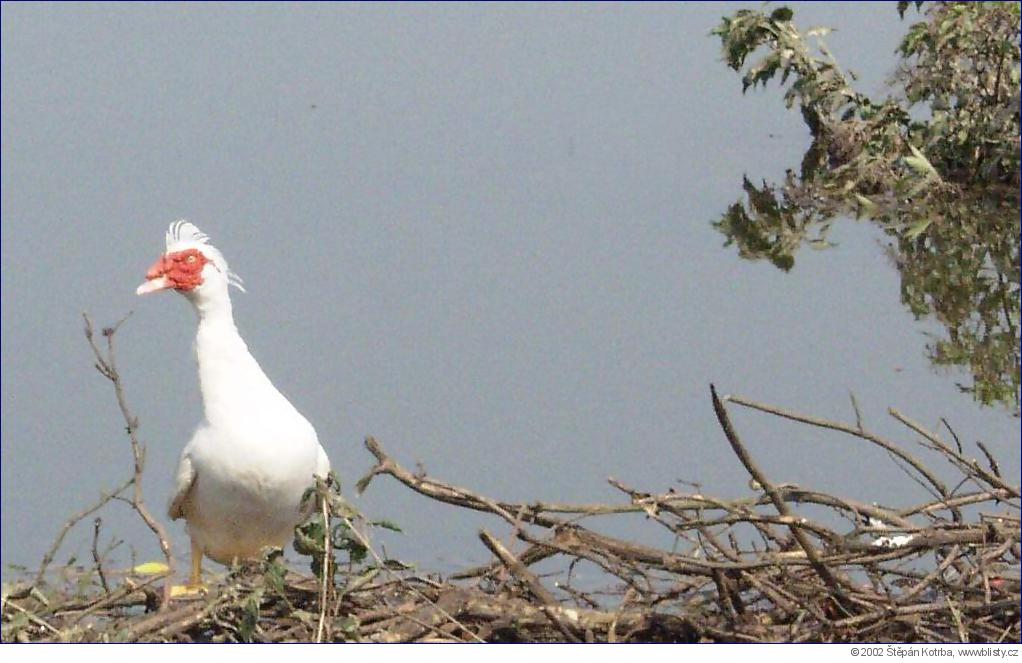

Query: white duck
[137,221,330,590]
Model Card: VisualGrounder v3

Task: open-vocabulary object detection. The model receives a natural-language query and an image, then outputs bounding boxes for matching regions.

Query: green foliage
[370,519,403,533]
[896,191,1021,409]
[897,2,1021,182]
[260,549,288,596]
[711,2,1020,413]
[293,473,402,583]
[238,588,263,643]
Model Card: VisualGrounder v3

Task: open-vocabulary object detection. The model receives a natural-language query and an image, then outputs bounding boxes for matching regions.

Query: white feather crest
[164,220,245,292]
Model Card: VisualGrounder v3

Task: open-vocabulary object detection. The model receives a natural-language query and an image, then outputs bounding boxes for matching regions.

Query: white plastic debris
[872,534,915,548]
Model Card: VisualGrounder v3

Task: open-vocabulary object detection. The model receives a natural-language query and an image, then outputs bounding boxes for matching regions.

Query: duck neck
[190,287,275,425]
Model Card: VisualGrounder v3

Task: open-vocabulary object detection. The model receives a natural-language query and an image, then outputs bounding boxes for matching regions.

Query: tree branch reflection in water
[712,2,1020,414]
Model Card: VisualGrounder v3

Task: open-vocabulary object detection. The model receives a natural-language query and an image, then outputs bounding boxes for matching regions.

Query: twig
[67,574,167,624]
[316,490,331,643]
[850,392,864,432]
[3,600,62,637]
[26,477,132,594]
[479,530,583,643]
[91,517,110,594]
[83,313,176,608]
[725,393,952,501]
[710,385,851,612]
[975,441,1002,479]
[941,417,964,455]
[339,513,486,643]
[889,408,1019,500]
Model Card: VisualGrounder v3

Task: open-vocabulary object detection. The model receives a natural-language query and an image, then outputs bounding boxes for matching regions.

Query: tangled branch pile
[4,377,1018,642]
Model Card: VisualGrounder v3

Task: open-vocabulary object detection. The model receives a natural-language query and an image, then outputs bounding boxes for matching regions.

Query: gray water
[2,2,1018,578]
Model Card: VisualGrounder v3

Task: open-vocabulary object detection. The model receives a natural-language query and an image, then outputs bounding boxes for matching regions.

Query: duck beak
[136,276,171,295]
[136,256,171,295]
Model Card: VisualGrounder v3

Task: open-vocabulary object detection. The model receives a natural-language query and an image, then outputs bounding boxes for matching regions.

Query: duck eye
[186,254,197,264]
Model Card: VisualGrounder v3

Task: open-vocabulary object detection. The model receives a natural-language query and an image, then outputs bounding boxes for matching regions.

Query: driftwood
[1,319,1018,643]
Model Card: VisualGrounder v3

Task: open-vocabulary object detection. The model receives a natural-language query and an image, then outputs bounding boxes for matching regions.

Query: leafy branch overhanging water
[712,1,1021,414]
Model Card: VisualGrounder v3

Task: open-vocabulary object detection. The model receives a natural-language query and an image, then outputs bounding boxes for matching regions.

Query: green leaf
[263,557,287,595]
[239,589,263,643]
[327,493,360,519]
[904,217,934,240]
[905,144,940,178]
[338,616,360,639]
[383,558,414,571]
[904,156,933,176]
[853,193,877,213]
[294,518,326,556]
[345,567,379,593]
[292,609,316,626]
[371,519,403,533]
[6,612,29,631]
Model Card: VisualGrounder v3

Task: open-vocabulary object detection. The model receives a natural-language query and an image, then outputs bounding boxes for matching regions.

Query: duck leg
[170,537,208,598]
[190,537,204,586]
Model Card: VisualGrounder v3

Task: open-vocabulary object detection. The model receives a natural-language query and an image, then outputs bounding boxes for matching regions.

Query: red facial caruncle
[137,248,210,295]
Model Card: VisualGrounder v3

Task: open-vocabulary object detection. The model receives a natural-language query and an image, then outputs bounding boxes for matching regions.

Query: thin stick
[940,417,964,454]
[26,477,132,594]
[91,517,110,594]
[710,385,849,610]
[3,600,62,636]
[316,493,331,643]
[83,313,176,608]
[725,393,951,500]
[975,441,1002,479]
[340,514,486,643]
[849,392,864,432]
[479,529,583,643]
[889,408,1019,499]
[68,574,167,625]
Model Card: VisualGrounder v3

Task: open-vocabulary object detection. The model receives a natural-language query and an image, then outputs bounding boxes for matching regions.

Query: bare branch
[82,313,176,608]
